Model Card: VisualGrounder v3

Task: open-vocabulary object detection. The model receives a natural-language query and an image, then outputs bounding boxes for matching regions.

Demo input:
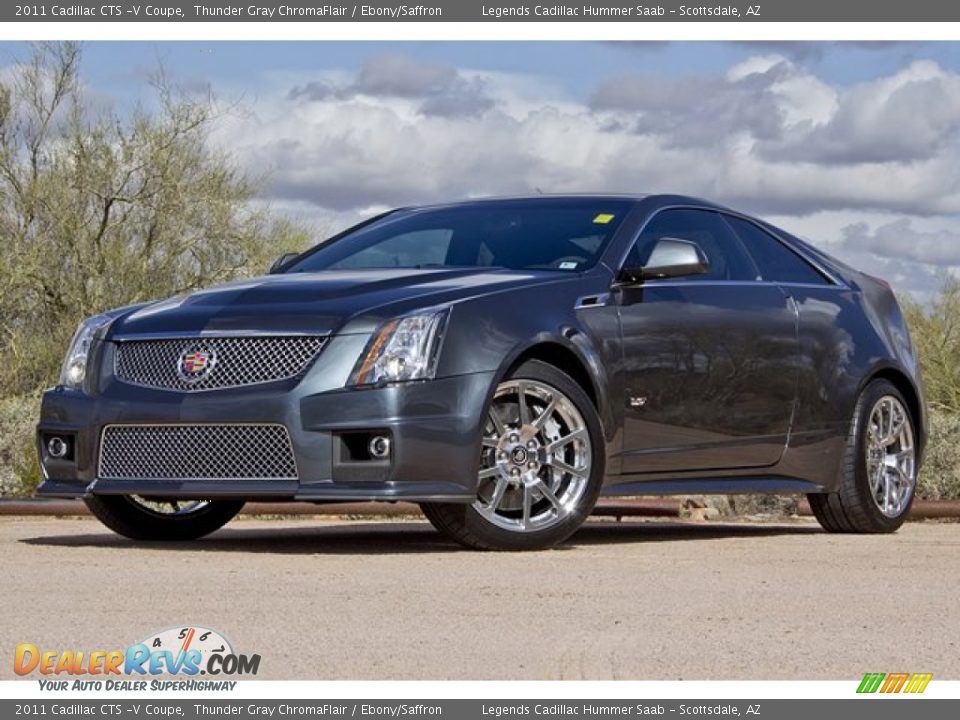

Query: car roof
[410,193,730,213]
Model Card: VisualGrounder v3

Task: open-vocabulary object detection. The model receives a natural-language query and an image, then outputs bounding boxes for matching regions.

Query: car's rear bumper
[36,369,496,503]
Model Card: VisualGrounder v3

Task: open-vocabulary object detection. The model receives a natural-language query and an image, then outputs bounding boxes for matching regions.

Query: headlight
[59,314,113,390]
[350,308,449,387]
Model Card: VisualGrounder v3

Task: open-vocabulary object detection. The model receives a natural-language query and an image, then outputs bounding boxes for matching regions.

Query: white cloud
[760,60,960,164]
[286,52,494,118]
[843,217,960,266]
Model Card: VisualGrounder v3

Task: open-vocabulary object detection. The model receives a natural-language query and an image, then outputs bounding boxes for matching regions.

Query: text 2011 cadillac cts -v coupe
[36,195,926,550]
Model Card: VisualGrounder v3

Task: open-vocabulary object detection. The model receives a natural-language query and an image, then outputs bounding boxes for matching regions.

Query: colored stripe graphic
[857,672,932,694]
[857,673,885,693]
[881,673,910,693]
[904,673,933,694]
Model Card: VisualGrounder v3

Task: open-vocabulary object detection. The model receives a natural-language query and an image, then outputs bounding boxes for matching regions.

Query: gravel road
[2,516,958,680]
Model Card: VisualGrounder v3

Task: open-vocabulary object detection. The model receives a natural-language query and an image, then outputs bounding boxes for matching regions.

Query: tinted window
[328,230,452,269]
[724,216,828,285]
[625,209,758,282]
[287,200,633,273]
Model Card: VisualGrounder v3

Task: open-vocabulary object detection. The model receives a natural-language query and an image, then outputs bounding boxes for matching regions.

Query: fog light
[47,436,69,459]
[368,435,391,459]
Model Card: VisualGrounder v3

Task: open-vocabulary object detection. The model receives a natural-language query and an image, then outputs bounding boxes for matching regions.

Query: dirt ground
[2,515,958,680]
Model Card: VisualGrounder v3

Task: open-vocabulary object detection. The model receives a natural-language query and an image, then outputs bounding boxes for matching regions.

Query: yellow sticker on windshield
[593,213,615,224]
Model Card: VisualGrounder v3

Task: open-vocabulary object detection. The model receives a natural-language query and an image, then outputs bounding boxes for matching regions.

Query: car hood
[108,268,569,337]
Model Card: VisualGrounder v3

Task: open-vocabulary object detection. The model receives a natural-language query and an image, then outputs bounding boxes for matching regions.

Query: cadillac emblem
[177,345,216,383]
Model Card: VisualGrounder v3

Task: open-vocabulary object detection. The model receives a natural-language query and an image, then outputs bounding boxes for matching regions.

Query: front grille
[99,424,298,481]
[114,335,326,392]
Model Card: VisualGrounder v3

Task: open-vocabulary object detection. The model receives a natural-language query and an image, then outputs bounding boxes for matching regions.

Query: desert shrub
[917,408,960,501]
[0,394,42,497]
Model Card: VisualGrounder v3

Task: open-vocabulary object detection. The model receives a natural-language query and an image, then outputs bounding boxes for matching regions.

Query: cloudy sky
[6,40,960,297]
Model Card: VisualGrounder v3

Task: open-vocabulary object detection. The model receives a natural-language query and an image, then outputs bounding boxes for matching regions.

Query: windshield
[285,199,633,274]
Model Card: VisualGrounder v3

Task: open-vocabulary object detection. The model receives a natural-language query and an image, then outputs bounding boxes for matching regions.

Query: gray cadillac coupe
[37,195,926,550]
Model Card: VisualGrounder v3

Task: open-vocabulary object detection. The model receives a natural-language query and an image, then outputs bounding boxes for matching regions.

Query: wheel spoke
[895,449,914,474]
[487,477,509,511]
[521,485,533,529]
[517,382,532,426]
[872,464,885,496]
[550,457,587,480]
[481,437,500,449]
[534,479,563,513]
[893,463,911,488]
[887,412,904,445]
[488,408,507,438]
[883,471,894,513]
[546,427,587,453]
[479,466,500,480]
[532,397,557,431]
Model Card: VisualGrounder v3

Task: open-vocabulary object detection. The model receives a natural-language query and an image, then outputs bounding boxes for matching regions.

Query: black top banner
[5,0,959,22]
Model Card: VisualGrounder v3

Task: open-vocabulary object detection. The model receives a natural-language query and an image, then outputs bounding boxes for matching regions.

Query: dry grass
[0,394,42,497]
[917,408,960,500]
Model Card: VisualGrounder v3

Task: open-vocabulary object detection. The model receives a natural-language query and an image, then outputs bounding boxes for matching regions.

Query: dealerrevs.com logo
[14,626,260,691]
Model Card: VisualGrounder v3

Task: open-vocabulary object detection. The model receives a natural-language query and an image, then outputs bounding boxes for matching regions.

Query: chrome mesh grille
[114,336,326,391]
[99,424,298,481]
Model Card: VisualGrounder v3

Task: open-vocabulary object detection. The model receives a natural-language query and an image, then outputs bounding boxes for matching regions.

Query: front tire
[808,379,918,533]
[84,495,244,541]
[421,360,605,550]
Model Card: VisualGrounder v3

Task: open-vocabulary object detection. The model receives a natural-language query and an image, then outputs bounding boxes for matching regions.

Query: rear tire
[421,360,605,550]
[808,379,917,533]
[84,495,244,541]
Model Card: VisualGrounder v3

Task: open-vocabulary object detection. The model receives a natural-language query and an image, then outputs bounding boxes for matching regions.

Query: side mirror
[269,252,299,274]
[619,237,709,283]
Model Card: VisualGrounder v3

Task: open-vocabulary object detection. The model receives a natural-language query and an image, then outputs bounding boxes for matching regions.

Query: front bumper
[36,338,494,503]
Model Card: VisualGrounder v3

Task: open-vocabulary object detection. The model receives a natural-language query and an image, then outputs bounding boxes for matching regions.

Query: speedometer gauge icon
[140,625,234,670]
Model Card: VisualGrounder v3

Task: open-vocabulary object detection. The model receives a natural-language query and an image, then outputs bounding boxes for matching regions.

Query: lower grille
[99,424,298,481]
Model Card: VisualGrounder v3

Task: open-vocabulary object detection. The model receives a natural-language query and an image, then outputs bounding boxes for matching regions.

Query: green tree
[0,42,311,396]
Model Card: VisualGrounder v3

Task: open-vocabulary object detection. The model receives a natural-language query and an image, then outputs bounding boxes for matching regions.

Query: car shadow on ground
[19,519,823,555]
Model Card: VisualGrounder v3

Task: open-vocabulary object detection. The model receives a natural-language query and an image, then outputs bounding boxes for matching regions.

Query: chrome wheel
[865,395,916,518]
[474,379,591,532]
[130,496,211,517]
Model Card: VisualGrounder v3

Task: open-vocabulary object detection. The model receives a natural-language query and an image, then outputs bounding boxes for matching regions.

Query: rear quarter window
[724,215,829,286]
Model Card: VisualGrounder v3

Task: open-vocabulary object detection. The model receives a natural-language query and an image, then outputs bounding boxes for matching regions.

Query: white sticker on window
[559,261,578,270]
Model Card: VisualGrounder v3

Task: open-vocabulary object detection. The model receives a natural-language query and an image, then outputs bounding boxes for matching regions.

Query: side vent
[574,293,610,310]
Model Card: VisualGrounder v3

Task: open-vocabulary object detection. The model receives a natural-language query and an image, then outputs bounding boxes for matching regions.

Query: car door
[722,214,852,445]
[617,208,800,474]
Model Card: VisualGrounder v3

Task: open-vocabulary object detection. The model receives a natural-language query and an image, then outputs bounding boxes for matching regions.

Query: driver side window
[625,209,758,282]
